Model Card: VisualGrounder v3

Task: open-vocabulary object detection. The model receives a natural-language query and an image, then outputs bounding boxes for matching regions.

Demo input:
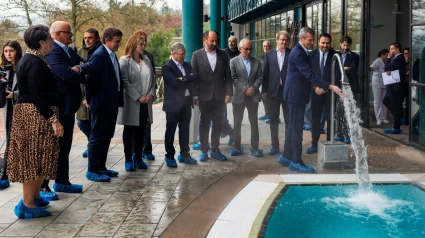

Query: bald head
[50,21,73,46]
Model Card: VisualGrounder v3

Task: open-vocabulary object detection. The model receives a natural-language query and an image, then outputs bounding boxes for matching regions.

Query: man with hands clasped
[229,39,263,157]
[191,30,233,162]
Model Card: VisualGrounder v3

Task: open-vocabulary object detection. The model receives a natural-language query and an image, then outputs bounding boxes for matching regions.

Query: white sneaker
[376,120,381,126]
[382,119,390,124]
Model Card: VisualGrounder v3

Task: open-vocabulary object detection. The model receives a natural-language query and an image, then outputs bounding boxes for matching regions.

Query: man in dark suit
[43,21,86,196]
[383,42,406,134]
[306,33,337,154]
[334,36,360,143]
[162,42,198,168]
[261,31,291,156]
[191,30,232,162]
[280,27,344,173]
[77,26,124,182]
[229,39,263,157]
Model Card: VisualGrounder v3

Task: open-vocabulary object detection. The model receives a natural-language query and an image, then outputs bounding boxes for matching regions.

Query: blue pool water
[265,185,425,238]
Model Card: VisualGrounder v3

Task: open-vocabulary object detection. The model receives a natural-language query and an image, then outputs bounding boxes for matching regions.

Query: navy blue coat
[45,42,86,115]
[309,49,338,85]
[385,54,406,92]
[339,51,360,93]
[283,43,330,105]
[162,59,198,112]
[261,48,291,98]
[80,45,124,114]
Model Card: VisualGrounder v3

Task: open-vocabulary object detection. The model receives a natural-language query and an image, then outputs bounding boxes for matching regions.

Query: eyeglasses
[243,48,252,51]
[176,53,187,56]
[58,30,73,35]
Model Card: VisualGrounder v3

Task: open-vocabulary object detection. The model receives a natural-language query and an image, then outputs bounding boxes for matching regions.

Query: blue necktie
[320,53,325,76]
[110,52,120,91]
[63,46,70,58]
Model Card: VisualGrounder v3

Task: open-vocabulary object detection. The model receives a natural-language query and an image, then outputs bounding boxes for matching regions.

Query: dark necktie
[320,53,325,76]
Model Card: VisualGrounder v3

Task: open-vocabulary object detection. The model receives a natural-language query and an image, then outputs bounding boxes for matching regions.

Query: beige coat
[116,56,155,126]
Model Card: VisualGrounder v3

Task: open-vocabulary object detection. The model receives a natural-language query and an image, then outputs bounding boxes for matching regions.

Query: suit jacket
[283,43,330,105]
[339,51,360,93]
[385,53,407,92]
[191,48,232,101]
[162,59,198,112]
[309,49,338,92]
[261,48,291,98]
[45,41,86,115]
[230,55,263,104]
[80,45,124,114]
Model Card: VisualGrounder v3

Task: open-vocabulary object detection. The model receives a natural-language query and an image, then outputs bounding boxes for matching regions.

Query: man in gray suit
[191,30,233,162]
[229,39,263,157]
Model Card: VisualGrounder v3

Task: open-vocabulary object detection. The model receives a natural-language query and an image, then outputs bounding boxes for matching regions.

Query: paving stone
[76,212,128,237]
[36,223,84,238]
[114,222,156,238]
[126,201,167,224]
[53,201,104,224]
[0,202,18,224]
[0,212,59,237]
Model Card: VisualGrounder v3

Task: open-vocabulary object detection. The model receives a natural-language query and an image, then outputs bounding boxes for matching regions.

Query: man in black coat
[162,42,198,167]
[306,33,337,154]
[383,42,406,134]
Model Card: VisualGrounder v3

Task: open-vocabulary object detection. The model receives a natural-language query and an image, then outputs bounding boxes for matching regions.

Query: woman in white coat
[370,48,390,126]
[117,34,155,172]
[0,40,22,190]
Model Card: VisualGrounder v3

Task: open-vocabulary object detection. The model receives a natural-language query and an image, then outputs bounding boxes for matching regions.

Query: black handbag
[0,79,8,108]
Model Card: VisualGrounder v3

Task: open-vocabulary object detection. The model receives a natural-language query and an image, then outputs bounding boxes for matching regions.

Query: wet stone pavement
[1,103,425,237]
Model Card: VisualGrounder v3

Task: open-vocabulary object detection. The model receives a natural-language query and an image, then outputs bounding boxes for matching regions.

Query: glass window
[306,6,312,27]
[281,12,288,30]
[256,20,262,40]
[411,25,425,84]
[411,86,425,146]
[265,17,272,38]
[329,0,342,50]
[287,10,294,27]
[275,14,281,32]
[412,0,425,23]
[347,0,362,54]
[270,15,277,37]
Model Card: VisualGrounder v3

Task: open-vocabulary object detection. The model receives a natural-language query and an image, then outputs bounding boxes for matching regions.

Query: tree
[146,29,174,67]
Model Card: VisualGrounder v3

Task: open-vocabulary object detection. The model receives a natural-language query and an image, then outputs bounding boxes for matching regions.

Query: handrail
[330,54,350,142]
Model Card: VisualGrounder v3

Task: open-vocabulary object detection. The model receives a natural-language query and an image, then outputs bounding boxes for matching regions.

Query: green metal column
[182,0,203,143]
[220,0,229,49]
[182,0,203,61]
[210,0,221,37]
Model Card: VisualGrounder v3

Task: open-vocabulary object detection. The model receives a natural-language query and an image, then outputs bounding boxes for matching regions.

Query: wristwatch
[48,115,58,123]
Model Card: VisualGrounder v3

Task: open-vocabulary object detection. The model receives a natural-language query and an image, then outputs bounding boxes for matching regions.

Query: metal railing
[330,54,350,141]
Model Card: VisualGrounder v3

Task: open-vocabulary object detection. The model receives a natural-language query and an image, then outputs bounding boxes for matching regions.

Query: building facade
[228,0,425,150]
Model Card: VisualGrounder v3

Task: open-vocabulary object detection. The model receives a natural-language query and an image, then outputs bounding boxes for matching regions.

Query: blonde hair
[124,34,145,58]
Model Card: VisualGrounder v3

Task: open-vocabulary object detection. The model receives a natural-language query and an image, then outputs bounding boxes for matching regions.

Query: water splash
[342,85,371,190]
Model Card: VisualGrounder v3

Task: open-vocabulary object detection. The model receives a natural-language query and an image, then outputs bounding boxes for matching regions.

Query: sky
[154,0,210,10]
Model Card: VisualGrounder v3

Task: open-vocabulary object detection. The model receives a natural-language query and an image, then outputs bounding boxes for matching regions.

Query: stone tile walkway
[1,103,425,237]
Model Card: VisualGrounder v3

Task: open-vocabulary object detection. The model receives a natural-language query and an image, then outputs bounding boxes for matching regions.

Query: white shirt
[276,47,285,85]
[103,45,120,91]
[172,59,190,96]
[370,58,386,88]
[204,48,217,72]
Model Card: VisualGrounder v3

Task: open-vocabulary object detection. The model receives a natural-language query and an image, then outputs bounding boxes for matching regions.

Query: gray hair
[171,42,185,54]
[228,36,238,43]
[263,40,271,46]
[298,26,315,38]
[238,38,251,49]
[276,31,290,40]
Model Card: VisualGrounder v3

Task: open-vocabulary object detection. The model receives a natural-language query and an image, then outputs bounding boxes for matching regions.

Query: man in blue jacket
[279,27,344,173]
[43,21,86,199]
[162,42,198,168]
[77,26,124,182]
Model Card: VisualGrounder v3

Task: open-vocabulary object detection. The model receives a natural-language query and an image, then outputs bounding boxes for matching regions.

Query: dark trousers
[143,120,153,154]
[262,98,269,116]
[123,104,149,162]
[199,99,226,152]
[268,93,289,149]
[221,109,233,138]
[77,119,92,148]
[165,96,192,159]
[232,97,259,150]
[88,110,118,174]
[311,92,331,147]
[401,83,409,124]
[283,102,306,164]
[0,100,13,180]
[55,112,75,184]
[383,89,402,129]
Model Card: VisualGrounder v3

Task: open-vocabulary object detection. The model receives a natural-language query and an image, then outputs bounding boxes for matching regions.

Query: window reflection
[412,0,425,23]
[411,87,425,146]
[330,0,342,50]
[411,26,425,84]
[347,0,362,54]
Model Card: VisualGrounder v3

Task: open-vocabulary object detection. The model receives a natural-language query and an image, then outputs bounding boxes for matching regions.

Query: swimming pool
[264,184,425,238]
